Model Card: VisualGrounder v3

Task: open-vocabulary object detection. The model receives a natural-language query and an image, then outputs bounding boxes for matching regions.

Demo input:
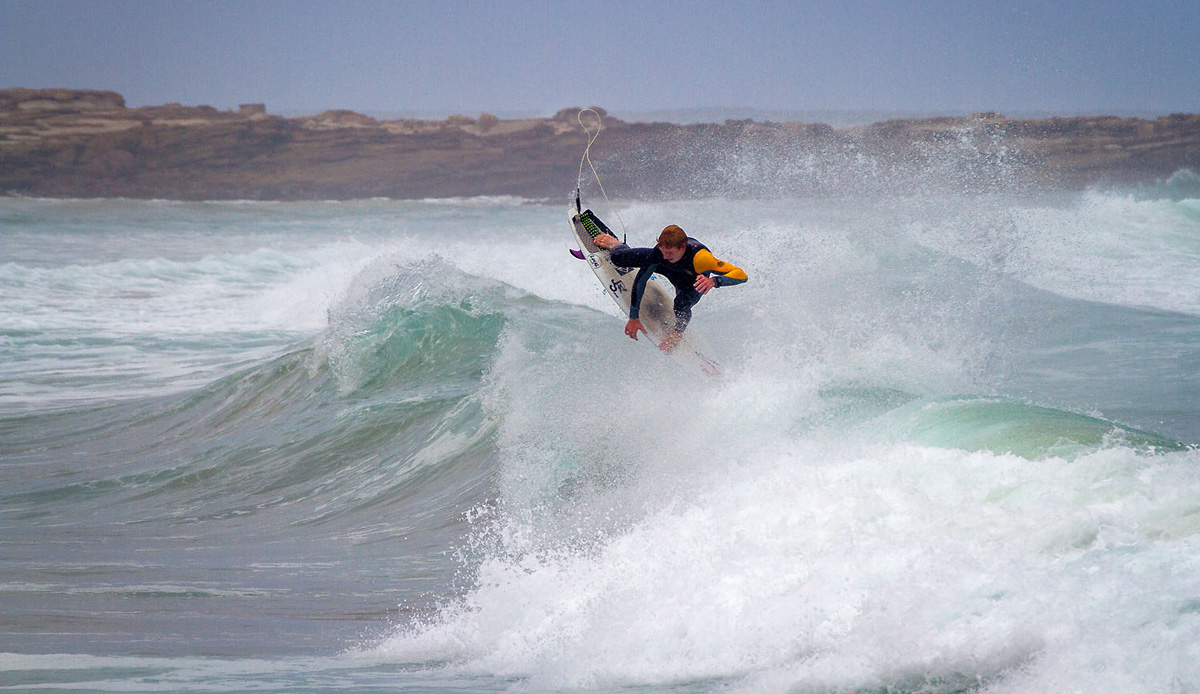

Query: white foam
[376,421,1200,691]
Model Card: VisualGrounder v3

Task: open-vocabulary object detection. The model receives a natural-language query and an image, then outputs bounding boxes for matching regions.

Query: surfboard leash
[577,108,627,243]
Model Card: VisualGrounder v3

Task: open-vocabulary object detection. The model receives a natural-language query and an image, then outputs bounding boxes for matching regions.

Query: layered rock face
[0,88,126,112]
[2,89,1197,199]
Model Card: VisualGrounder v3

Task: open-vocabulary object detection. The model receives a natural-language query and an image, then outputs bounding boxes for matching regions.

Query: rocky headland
[2,88,1197,200]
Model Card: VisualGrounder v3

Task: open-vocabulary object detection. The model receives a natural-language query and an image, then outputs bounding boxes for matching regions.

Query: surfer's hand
[658,330,683,352]
[694,275,716,294]
[594,234,620,250]
[624,319,647,340]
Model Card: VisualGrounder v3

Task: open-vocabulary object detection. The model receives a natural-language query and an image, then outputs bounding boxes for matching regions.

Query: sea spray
[368,190,1200,692]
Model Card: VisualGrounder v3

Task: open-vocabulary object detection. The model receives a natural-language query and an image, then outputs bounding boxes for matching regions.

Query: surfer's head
[657,225,687,262]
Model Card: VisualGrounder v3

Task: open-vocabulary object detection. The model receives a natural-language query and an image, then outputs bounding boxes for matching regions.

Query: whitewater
[2,174,1200,693]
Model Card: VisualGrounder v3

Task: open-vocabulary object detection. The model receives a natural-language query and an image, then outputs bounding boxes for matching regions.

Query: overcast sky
[3,0,1198,118]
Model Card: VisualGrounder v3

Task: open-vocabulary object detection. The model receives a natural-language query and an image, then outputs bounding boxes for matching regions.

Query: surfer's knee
[672,307,693,333]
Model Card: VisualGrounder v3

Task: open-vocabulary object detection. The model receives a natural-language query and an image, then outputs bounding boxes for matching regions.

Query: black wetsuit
[609,238,746,333]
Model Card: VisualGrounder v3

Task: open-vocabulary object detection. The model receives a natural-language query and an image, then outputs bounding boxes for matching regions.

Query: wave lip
[882,395,1188,459]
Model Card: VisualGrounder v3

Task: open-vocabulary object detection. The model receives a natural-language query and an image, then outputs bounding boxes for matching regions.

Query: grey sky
[2,0,1198,118]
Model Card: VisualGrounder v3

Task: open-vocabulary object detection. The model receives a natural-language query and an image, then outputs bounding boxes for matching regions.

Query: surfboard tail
[578,209,615,240]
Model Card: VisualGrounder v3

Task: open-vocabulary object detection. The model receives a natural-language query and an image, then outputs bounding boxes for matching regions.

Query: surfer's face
[659,244,686,263]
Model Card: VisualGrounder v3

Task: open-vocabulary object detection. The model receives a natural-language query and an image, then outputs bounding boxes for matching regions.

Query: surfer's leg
[671,287,701,332]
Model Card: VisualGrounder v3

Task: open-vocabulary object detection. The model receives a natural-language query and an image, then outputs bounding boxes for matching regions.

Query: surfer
[593,225,747,352]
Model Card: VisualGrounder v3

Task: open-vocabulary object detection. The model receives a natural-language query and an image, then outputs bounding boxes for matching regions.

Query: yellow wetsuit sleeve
[692,249,748,284]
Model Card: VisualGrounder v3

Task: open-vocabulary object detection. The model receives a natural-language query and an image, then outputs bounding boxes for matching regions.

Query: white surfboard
[569,199,721,376]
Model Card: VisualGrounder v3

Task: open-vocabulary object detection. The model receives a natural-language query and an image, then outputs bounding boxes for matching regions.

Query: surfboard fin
[569,249,585,259]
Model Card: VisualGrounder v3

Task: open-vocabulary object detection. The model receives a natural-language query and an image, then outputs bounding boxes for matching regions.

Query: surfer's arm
[600,244,657,320]
[692,249,747,293]
[591,235,658,320]
[607,243,654,268]
[627,265,656,319]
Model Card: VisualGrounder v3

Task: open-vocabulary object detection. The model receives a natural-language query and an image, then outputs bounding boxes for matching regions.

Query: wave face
[2,189,1199,692]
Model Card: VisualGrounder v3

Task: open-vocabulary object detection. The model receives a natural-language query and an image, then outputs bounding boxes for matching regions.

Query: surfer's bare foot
[593,233,620,249]
[658,331,683,352]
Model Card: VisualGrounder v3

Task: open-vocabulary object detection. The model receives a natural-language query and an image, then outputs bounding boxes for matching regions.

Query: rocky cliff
[2,89,1197,200]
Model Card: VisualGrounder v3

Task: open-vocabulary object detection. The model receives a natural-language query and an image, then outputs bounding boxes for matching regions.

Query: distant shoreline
[3,89,1198,201]
[203,107,1193,129]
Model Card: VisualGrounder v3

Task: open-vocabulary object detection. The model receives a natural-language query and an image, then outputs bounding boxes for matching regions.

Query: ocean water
[2,181,1200,693]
